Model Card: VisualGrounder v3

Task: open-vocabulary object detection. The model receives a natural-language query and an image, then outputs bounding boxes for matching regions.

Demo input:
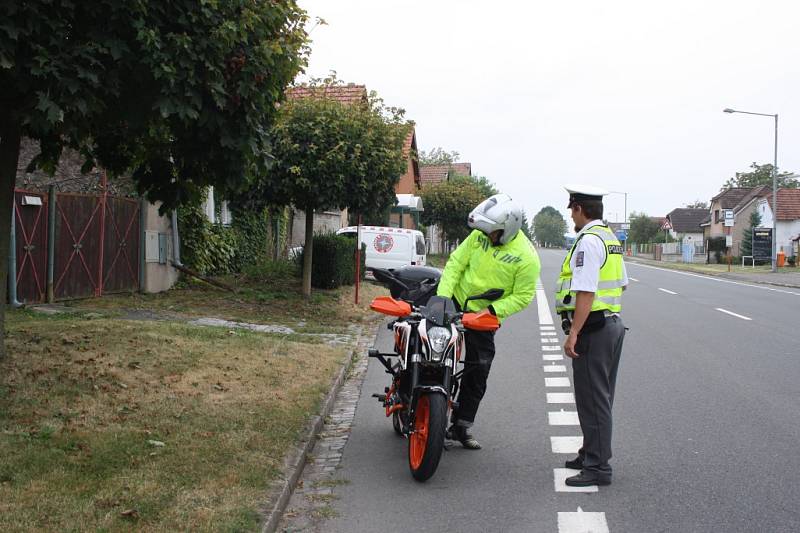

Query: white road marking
[544,364,567,373]
[545,377,571,388]
[628,261,800,296]
[547,392,575,403]
[543,345,562,351]
[554,469,598,493]
[715,307,752,321]
[549,410,580,425]
[540,325,556,331]
[536,278,554,325]
[658,288,677,295]
[541,331,558,336]
[629,277,639,282]
[558,508,609,533]
[543,353,564,361]
[542,337,560,343]
[551,436,582,454]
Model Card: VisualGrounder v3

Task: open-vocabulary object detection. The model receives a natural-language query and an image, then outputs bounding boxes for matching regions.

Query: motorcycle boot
[446,424,482,450]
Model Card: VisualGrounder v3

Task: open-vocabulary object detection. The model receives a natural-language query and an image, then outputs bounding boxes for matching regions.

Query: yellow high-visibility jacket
[437,230,541,322]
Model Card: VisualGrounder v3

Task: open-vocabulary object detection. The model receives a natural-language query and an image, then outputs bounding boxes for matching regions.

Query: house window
[714,209,720,223]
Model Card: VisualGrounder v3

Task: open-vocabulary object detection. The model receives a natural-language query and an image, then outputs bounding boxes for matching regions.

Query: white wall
[754,199,799,255]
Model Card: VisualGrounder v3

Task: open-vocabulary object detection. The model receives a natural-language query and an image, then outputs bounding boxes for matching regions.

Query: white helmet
[468,193,524,245]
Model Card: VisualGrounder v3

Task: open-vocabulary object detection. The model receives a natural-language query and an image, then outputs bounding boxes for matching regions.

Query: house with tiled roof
[285,83,368,105]
[390,127,423,229]
[419,162,472,187]
[754,188,800,257]
[665,208,707,251]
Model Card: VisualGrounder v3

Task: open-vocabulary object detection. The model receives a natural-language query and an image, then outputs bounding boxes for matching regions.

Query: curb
[261,319,379,533]
[625,257,800,289]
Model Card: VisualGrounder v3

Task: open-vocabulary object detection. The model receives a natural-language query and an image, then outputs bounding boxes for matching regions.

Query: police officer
[555,185,627,486]
[437,193,541,449]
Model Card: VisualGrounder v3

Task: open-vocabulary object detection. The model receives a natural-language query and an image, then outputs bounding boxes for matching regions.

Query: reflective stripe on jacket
[555,225,625,313]
[437,230,541,322]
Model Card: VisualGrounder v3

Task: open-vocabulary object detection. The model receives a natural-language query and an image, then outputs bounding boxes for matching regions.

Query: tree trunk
[0,118,22,359]
[302,208,314,298]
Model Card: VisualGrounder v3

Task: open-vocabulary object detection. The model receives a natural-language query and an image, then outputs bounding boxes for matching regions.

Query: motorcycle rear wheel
[408,393,447,482]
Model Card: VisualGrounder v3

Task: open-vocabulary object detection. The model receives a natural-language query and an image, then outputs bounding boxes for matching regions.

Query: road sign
[753,227,772,260]
[620,223,630,230]
[724,209,735,227]
[615,230,628,241]
[661,218,672,230]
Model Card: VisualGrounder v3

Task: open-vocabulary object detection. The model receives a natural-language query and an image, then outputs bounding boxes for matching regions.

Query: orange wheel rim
[409,395,430,470]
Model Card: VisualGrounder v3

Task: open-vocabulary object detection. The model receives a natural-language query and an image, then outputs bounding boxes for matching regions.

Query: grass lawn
[0,278,385,532]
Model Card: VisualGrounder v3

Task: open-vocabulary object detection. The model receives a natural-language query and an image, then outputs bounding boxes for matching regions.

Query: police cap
[564,184,609,208]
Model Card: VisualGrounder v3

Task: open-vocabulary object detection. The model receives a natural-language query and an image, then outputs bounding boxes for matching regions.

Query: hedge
[301,233,366,289]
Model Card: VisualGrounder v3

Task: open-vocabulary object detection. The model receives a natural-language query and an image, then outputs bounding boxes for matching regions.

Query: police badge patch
[575,251,584,267]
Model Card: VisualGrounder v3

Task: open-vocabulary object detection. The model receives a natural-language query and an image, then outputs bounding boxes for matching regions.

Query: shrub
[300,233,366,289]
[241,259,299,284]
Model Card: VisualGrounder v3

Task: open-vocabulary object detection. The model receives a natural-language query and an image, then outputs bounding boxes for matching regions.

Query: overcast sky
[298,0,800,226]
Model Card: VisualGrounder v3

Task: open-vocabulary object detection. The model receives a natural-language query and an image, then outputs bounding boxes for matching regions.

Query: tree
[627,212,661,244]
[723,162,798,189]
[685,200,708,209]
[418,147,459,166]
[450,174,497,199]
[421,178,486,244]
[740,209,762,257]
[0,1,309,357]
[521,212,533,240]
[533,206,567,247]
[248,84,408,296]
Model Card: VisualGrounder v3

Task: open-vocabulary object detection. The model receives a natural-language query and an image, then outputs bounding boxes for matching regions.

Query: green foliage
[627,212,661,244]
[418,147,459,166]
[520,213,533,240]
[230,210,270,268]
[450,174,498,198]
[299,234,366,289]
[241,259,298,284]
[685,200,709,209]
[420,178,486,243]
[177,205,237,276]
[1,0,311,211]
[533,206,567,247]
[740,210,762,257]
[723,162,798,189]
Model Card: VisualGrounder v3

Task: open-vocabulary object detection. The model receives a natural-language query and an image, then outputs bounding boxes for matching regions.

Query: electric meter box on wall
[336,226,427,271]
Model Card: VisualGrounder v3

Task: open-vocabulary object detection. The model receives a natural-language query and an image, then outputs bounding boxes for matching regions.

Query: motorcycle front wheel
[408,393,447,482]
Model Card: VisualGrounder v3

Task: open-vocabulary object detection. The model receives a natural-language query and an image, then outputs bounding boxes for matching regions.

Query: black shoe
[564,456,583,470]
[446,425,482,450]
[565,470,611,487]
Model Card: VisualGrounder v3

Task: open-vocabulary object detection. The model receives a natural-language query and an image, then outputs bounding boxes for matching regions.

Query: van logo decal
[374,234,394,253]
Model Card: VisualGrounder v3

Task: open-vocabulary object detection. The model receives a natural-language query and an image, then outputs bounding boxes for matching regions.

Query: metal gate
[13,190,48,304]
[53,192,140,300]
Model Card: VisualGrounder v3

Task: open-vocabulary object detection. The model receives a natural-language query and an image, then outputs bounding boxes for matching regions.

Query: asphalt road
[321,248,800,533]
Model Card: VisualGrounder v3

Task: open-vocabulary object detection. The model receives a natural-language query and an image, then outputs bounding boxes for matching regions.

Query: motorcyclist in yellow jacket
[437,193,541,449]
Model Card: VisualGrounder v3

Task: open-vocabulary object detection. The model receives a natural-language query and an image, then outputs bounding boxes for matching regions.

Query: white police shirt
[569,220,628,293]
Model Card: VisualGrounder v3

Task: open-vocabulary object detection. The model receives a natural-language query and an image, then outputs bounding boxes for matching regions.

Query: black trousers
[572,315,626,476]
[452,329,496,426]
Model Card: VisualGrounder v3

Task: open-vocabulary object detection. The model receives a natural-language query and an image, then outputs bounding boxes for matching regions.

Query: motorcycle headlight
[427,326,451,361]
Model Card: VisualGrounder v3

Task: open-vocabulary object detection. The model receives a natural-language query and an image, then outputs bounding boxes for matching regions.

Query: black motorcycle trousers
[452,329,496,427]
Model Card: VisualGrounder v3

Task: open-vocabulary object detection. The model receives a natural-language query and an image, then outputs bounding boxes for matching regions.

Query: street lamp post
[723,107,779,272]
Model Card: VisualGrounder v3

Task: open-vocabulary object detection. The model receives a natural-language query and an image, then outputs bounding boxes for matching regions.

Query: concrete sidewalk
[625,256,800,289]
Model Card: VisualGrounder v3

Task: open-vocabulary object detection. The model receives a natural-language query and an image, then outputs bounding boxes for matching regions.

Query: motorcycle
[368,266,503,482]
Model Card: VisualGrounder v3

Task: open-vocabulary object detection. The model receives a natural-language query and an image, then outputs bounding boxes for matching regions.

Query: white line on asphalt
[545,377,571,388]
[658,288,677,295]
[715,307,752,321]
[543,353,564,361]
[550,436,582,454]
[540,325,556,331]
[543,345,562,351]
[541,331,558,336]
[536,277,555,325]
[554,469,598,493]
[558,508,609,533]
[628,262,800,296]
[544,365,567,373]
[548,410,580,425]
[542,337,560,343]
[547,392,575,403]
[629,277,639,282]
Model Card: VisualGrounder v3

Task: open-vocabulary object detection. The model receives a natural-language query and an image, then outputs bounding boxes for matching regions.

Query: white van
[336,226,426,271]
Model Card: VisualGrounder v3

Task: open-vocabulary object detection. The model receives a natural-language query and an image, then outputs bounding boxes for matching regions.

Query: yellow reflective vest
[437,230,540,322]
[555,225,625,313]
